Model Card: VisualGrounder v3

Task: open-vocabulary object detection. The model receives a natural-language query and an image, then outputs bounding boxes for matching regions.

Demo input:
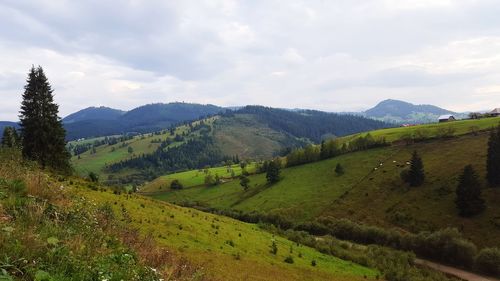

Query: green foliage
[335,163,344,176]
[455,165,485,217]
[284,256,294,264]
[1,127,19,148]
[88,172,99,183]
[170,179,183,190]
[19,66,71,173]
[487,125,500,186]
[266,160,281,184]
[204,174,216,186]
[270,240,278,255]
[239,175,250,190]
[475,247,500,276]
[406,151,425,187]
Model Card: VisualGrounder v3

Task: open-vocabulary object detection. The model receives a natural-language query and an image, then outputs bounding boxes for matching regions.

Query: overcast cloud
[1,0,500,120]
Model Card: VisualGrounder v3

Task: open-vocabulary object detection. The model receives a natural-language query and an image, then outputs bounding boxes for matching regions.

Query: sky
[1,0,500,121]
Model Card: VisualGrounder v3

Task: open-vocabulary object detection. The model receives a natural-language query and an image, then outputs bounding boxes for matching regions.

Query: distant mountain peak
[62,106,125,124]
[365,99,455,124]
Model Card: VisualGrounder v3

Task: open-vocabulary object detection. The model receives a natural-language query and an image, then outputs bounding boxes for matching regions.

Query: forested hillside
[144,117,500,279]
[63,102,224,140]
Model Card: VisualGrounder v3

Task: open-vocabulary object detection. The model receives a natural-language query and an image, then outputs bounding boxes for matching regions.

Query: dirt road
[415,259,500,281]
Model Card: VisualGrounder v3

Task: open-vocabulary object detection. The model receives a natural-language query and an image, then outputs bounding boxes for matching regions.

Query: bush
[475,248,500,276]
[170,179,183,190]
[284,256,294,264]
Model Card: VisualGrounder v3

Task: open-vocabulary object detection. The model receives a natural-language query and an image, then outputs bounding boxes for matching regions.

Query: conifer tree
[456,165,485,217]
[19,66,70,172]
[487,125,500,186]
[335,163,344,176]
[266,160,281,184]
[408,150,425,187]
[1,126,19,148]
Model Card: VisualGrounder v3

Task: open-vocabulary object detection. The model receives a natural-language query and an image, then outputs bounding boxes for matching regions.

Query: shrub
[475,248,500,276]
[170,179,183,190]
[284,256,294,264]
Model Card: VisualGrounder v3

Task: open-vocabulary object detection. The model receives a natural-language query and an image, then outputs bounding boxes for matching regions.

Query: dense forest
[235,106,390,142]
[63,103,225,140]
[107,135,229,183]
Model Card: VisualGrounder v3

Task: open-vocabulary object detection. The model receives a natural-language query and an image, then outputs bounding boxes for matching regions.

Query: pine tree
[1,126,19,148]
[266,160,281,184]
[487,125,500,186]
[335,163,344,176]
[19,66,70,172]
[456,165,485,217]
[408,150,425,187]
[239,175,250,190]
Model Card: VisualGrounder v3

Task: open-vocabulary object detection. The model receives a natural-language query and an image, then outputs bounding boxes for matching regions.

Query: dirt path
[415,259,500,281]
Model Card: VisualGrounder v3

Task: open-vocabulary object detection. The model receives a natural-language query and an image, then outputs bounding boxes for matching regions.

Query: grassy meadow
[146,122,500,249]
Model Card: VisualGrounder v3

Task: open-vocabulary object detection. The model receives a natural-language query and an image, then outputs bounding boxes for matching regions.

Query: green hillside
[70,118,218,182]
[70,114,306,186]
[145,118,500,249]
[1,149,382,281]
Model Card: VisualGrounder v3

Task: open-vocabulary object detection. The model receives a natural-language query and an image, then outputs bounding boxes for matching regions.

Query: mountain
[0,121,19,134]
[71,106,391,185]
[364,99,456,124]
[63,102,225,140]
[62,106,125,124]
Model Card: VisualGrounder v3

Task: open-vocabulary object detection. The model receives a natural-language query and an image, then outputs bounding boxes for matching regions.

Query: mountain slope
[0,149,379,281]
[71,106,389,185]
[145,117,500,249]
[63,102,225,140]
[238,106,391,142]
[0,121,19,134]
[364,99,456,124]
[62,106,125,124]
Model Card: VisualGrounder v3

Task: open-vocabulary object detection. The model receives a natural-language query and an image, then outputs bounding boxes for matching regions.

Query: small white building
[438,115,456,123]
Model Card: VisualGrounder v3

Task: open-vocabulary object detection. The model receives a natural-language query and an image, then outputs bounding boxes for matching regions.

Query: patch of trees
[1,127,20,148]
[107,136,230,181]
[170,179,183,190]
[286,134,387,167]
[234,106,391,142]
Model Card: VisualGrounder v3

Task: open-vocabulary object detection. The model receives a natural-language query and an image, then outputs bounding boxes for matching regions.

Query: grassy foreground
[0,149,379,281]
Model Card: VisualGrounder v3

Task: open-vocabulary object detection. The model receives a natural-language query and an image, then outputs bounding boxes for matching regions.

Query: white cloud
[1,0,500,120]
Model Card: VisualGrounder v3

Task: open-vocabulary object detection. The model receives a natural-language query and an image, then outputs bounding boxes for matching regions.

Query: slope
[63,102,224,140]
[62,106,125,124]
[0,149,379,281]
[146,117,500,249]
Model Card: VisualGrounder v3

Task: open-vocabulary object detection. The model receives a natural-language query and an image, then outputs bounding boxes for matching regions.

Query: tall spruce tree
[19,66,70,172]
[408,150,425,187]
[456,165,485,217]
[487,125,500,186]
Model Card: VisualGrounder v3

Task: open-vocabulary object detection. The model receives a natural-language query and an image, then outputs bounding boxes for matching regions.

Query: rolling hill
[0,148,388,281]
[62,106,125,124]
[70,107,390,186]
[143,117,500,250]
[364,99,461,124]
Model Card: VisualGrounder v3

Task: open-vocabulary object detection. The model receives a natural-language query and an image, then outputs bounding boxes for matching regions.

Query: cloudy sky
[1,0,500,120]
